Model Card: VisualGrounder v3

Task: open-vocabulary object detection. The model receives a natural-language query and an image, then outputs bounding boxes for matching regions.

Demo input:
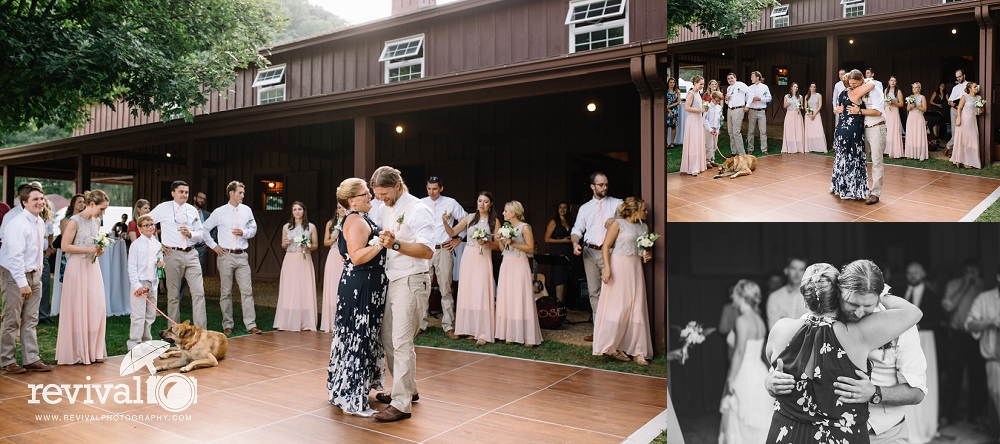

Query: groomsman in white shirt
[127,214,163,350]
[725,73,751,155]
[420,176,468,339]
[571,172,623,342]
[945,69,968,154]
[865,68,884,92]
[0,184,52,373]
[202,181,261,335]
[746,71,772,155]
[149,180,208,327]
[833,69,847,126]
[857,76,887,205]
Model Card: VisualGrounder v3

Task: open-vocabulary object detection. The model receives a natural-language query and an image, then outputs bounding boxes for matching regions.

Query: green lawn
[13,295,665,378]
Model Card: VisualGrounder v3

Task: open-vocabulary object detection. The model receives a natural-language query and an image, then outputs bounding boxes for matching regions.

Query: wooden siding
[74,0,666,137]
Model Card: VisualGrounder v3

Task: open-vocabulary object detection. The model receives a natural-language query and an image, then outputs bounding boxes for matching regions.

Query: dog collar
[185,330,205,350]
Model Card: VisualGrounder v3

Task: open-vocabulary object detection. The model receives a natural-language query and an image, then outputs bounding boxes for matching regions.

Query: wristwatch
[870,385,883,404]
[392,240,401,251]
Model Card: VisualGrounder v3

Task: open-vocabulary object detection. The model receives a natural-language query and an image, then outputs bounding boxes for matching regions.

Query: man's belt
[223,248,245,254]
[168,246,193,252]
[865,121,886,128]
[435,244,447,250]
[582,242,602,250]
[728,106,743,110]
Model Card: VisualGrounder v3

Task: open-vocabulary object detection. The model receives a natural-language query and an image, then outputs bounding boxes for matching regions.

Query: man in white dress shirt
[0,183,38,243]
[148,180,208,328]
[945,69,969,154]
[571,172,623,342]
[856,76,887,205]
[865,68,885,93]
[833,69,847,126]
[725,73,751,155]
[0,184,52,373]
[965,271,1000,432]
[202,181,261,336]
[746,71,772,155]
[370,166,435,423]
[419,176,467,339]
[765,257,808,330]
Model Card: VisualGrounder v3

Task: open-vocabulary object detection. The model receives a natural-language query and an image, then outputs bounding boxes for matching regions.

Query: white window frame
[257,84,285,105]
[252,64,286,88]
[379,34,425,63]
[773,16,789,27]
[380,34,425,83]
[386,58,424,84]
[564,0,627,25]
[567,0,628,54]
[841,0,865,17]
[770,5,789,17]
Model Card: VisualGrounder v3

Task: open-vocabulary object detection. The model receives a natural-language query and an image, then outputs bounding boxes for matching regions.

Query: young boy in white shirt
[703,91,725,167]
[127,215,164,350]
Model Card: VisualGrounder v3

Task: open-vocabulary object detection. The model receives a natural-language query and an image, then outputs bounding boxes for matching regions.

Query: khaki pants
[217,252,256,330]
[582,247,604,315]
[987,360,1000,430]
[869,419,910,444]
[165,248,206,327]
[381,273,430,414]
[425,248,454,332]
[747,109,767,153]
[864,124,888,197]
[0,266,41,367]
[705,129,718,163]
[727,108,746,155]
[128,279,157,350]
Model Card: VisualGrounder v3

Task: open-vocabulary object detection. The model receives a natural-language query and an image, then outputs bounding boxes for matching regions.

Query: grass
[652,429,667,443]
[11,293,665,378]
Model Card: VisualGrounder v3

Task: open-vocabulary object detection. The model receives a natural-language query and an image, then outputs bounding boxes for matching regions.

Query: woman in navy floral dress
[327,178,388,417]
[666,77,680,148]
[831,70,877,200]
[764,260,922,443]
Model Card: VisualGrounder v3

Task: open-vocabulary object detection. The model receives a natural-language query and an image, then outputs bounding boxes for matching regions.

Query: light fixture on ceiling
[587,103,597,112]
[395,125,403,133]
[165,153,172,158]
[952,28,957,34]
[268,182,275,188]
[849,39,854,44]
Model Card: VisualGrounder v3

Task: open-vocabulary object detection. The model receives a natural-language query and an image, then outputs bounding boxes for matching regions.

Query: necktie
[179,204,188,248]
[36,217,43,272]
[591,199,603,246]
[905,286,914,302]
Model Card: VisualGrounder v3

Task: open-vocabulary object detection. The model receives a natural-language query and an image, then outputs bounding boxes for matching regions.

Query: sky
[307,0,463,25]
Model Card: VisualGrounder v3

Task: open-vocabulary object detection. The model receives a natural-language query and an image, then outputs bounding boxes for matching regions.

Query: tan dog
[156,321,228,373]
[713,154,757,179]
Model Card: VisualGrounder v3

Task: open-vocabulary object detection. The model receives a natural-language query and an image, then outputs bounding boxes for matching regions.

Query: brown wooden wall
[74,0,666,137]
[668,223,1000,416]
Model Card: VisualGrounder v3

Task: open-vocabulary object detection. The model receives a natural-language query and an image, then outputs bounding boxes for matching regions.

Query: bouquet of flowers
[671,321,716,365]
[91,233,115,263]
[885,95,894,104]
[806,107,814,115]
[636,232,660,263]
[905,95,916,105]
[470,228,491,255]
[702,102,711,110]
[497,222,519,251]
[294,233,310,259]
[976,98,987,109]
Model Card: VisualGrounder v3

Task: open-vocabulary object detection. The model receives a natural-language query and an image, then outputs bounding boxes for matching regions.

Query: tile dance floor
[667,153,1000,222]
[0,331,666,443]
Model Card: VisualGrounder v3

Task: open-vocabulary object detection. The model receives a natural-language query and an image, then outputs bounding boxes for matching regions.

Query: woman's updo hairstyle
[800,263,841,314]
[83,189,109,205]
[838,259,886,302]
[732,279,762,311]
[617,197,645,219]
[336,178,367,209]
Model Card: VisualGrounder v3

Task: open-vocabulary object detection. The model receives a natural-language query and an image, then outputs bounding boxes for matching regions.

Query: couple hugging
[763,259,926,444]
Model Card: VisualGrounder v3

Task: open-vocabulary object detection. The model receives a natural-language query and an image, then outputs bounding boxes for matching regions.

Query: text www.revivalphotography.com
[34,414,192,422]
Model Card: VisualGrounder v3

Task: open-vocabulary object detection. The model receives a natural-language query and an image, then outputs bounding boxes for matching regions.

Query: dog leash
[137,290,178,325]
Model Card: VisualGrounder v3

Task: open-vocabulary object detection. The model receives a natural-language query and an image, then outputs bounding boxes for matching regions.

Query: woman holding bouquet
[803,83,827,153]
[494,201,542,347]
[55,190,109,365]
[445,191,501,345]
[593,197,653,365]
[781,82,805,153]
[679,75,706,176]
[904,82,929,161]
[274,201,319,331]
[884,76,905,159]
[718,280,772,444]
[320,203,348,333]
[950,82,983,169]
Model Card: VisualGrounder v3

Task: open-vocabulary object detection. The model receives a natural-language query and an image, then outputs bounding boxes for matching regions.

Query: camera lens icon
[149,373,197,412]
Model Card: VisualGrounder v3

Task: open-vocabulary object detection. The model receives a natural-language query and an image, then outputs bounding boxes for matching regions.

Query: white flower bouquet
[976,98,987,109]
[294,233,310,259]
[497,222,519,251]
[636,232,660,263]
[672,321,716,365]
[470,228,491,255]
[806,107,813,115]
[702,102,710,110]
[91,233,115,263]
[885,95,894,104]
[905,95,916,105]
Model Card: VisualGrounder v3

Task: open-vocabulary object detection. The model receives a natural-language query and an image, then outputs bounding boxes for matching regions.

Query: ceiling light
[395,125,403,133]
[587,103,597,112]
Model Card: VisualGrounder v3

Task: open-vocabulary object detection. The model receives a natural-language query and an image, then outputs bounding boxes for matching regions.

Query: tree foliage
[0,124,70,147]
[0,0,288,134]
[273,0,350,45]
[668,0,779,40]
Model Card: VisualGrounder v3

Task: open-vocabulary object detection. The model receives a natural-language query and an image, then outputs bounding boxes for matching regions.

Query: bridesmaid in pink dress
[904,82,929,161]
[445,192,501,346]
[884,76,905,159]
[803,83,828,153]
[320,203,347,333]
[593,197,653,365]
[273,202,319,331]
[781,83,805,153]
[950,82,983,169]
[680,75,707,175]
[56,190,109,365]
[495,201,543,347]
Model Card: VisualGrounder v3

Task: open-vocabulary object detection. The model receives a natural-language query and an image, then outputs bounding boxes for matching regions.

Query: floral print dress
[765,315,871,444]
[326,211,387,414]
[830,90,869,200]
[666,91,679,128]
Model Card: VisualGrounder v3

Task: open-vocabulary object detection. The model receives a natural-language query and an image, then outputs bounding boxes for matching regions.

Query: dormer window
[841,0,865,17]
[252,64,286,104]
[771,5,789,28]
[380,34,425,83]
[566,0,629,53]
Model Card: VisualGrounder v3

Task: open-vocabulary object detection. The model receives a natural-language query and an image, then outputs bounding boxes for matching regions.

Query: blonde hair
[911,82,922,91]
[132,199,150,222]
[42,198,54,222]
[965,82,979,94]
[136,215,154,227]
[617,197,646,219]
[505,201,526,222]
[732,279,762,310]
[83,189,109,206]
[711,91,724,100]
[370,166,409,194]
[843,69,864,87]
[336,178,367,209]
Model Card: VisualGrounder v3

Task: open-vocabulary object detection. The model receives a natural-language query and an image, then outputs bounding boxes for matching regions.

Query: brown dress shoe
[583,335,594,342]
[249,327,262,334]
[865,195,879,205]
[445,330,459,339]
[373,405,411,422]
[3,363,26,374]
[375,392,419,404]
[23,361,52,372]
[224,328,233,335]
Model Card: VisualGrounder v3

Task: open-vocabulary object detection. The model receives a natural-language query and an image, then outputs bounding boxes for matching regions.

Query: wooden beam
[223,135,339,160]
[354,117,376,179]
[77,154,91,193]
[825,35,839,147]
[977,6,995,164]
[93,150,220,169]
[187,140,202,198]
[3,166,13,206]
[644,54,668,355]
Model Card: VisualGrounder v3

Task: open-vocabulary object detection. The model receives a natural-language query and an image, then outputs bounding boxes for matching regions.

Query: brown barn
[668,0,997,163]
[0,0,667,352]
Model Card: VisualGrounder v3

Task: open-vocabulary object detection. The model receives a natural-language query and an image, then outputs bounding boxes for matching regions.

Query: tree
[273,0,350,45]
[668,0,779,40]
[0,0,288,134]
[0,124,70,147]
